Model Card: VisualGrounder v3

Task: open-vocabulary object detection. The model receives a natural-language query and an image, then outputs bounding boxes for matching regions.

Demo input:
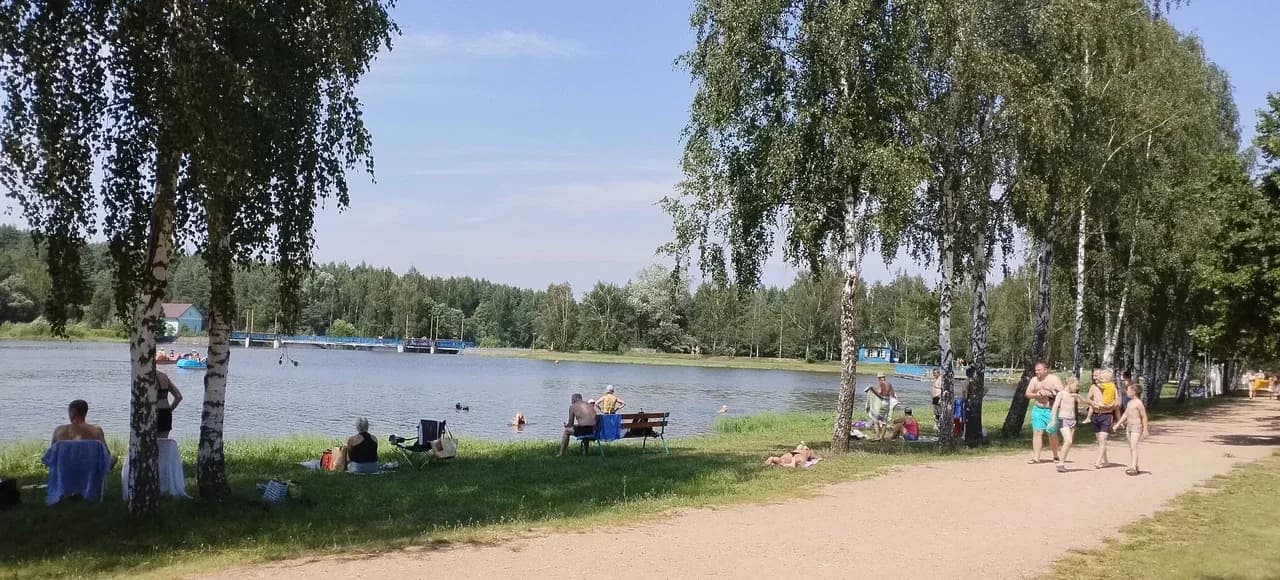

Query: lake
[0,341,1018,443]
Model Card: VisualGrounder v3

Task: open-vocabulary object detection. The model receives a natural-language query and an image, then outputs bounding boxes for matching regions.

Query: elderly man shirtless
[1026,361,1062,464]
[557,393,599,457]
[51,399,107,444]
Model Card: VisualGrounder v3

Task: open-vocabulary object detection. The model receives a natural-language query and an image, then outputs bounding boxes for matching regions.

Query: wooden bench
[576,412,671,456]
[618,412,670,454]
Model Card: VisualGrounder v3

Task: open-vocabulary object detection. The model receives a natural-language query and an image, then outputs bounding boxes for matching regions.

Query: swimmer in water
[511,412,527,427]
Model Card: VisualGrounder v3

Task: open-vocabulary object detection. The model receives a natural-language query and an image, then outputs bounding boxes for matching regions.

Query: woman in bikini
[155,369,183,439]
[763,443,821,468]
[1050,377,1081,472]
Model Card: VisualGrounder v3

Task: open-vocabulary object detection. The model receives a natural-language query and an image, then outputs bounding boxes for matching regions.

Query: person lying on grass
[762,442,822,468]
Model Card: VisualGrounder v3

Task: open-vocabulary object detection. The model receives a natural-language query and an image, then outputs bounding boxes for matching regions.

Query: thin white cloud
[403,30,589,59]
[499,176,678,213]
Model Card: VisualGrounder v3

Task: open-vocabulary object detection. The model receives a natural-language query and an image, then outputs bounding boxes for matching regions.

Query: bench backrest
[619,412,669,431]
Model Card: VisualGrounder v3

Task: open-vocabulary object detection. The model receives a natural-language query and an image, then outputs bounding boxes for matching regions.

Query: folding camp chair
[388,419,454,469]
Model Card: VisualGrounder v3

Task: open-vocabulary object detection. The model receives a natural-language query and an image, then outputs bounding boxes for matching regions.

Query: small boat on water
[176,358,207,370]
[155,355,177,365]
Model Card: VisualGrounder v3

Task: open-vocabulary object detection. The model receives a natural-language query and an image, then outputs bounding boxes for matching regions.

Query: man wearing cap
[595,385,626,414]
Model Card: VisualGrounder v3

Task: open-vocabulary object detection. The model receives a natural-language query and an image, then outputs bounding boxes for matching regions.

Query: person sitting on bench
[557,393,597,457]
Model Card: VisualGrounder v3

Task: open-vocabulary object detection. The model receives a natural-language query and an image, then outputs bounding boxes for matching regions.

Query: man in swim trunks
[557,393,598,457]
[1026,361,1062,464]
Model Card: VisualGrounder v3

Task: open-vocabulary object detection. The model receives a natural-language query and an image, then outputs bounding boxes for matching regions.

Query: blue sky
[4,2,1277,293]
[315,1,1279,292]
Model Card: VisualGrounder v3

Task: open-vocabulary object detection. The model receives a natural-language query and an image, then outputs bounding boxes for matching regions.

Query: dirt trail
[202,400,1280,580]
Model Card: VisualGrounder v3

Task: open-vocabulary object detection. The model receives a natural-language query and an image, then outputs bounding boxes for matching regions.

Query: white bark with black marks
[198,207,233,499]
[1003,202,1057,437]
[966,221,991,444]
[126,142,179,514]
[832,187,864,450]
[936,179,957,447]
[1073,208,1087,378]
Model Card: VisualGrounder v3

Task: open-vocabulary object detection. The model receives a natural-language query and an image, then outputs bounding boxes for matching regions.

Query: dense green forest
[4,223,1092,366]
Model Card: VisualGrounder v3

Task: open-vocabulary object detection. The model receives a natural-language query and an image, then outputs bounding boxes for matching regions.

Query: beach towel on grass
[863,386,899,424]
[42,440,112,505]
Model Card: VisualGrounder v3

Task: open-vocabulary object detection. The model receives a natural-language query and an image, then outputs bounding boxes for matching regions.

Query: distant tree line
[5,223,1111,367]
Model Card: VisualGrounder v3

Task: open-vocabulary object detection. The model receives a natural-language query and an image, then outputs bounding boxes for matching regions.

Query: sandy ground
[201,399,1280,580]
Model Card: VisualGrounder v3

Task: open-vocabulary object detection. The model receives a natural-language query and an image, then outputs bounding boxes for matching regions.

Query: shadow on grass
[0,441,760,577]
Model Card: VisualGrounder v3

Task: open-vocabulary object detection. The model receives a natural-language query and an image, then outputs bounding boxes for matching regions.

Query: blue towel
[598,413,622,442]
[42,440,112,505]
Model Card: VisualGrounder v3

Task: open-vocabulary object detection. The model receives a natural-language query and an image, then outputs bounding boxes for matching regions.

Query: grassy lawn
[0,395,1232,579]
[472,347,900,376]
[1049,451,1280,580]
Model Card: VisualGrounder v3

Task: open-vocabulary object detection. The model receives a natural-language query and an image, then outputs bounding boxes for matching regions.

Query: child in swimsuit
[1050,378,1081,473]
[1113,383,1149,475]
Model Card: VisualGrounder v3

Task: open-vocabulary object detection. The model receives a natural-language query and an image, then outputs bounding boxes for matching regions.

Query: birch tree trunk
[1173,334,1192,404]
[1003,199,1057,437]
[936,180,957,447]
[1072,208,1087,378]
[966,219,991,444]
[1102,244,1133,366]
[832,187,864,450]
[198,206,233,499]
[126,139,180,515]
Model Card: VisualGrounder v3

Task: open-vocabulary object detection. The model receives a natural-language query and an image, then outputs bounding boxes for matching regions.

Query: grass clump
[1048,451,1280,580]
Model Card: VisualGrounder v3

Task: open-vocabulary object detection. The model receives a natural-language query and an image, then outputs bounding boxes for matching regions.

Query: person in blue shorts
[1026,361,1063,464]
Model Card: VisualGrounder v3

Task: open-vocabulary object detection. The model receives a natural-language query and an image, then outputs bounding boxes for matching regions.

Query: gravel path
[201,399,1280,580]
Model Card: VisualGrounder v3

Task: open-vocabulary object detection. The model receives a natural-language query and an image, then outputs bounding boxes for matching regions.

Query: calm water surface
[0,341,1016,443]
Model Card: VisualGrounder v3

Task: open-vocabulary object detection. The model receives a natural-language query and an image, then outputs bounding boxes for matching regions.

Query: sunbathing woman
[763,443,822,468]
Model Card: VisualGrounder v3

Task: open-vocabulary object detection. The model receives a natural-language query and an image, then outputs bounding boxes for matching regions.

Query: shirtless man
[557,393,599,456]
[1025,361,1062,464]
[870,375,898,440]
[51,399,107,444]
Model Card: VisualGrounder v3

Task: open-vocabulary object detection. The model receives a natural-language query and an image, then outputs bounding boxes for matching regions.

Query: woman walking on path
[1051,378,1082,472]
[1114,383,1150,475]
[1086,369,1121,469]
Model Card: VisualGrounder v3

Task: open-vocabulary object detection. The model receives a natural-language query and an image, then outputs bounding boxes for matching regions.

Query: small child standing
[1050,377,1082,473]
[1113,383,1150,475]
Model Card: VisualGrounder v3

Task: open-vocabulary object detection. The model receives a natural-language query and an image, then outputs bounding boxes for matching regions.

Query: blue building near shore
[857,345,899,364]
[162,303,205,334]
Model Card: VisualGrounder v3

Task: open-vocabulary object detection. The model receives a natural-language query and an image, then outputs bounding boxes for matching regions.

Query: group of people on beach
[1025,362,1149,475]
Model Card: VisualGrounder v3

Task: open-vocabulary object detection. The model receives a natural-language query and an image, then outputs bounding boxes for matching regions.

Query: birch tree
[911,0,1024,445]
[669,0,927,450]
[0,0,396,509]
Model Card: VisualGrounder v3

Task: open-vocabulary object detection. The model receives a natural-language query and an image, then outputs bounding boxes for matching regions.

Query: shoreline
[470,347,897,375]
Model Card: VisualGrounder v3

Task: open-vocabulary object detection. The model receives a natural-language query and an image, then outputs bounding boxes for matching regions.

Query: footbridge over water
[229,332,473,354]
